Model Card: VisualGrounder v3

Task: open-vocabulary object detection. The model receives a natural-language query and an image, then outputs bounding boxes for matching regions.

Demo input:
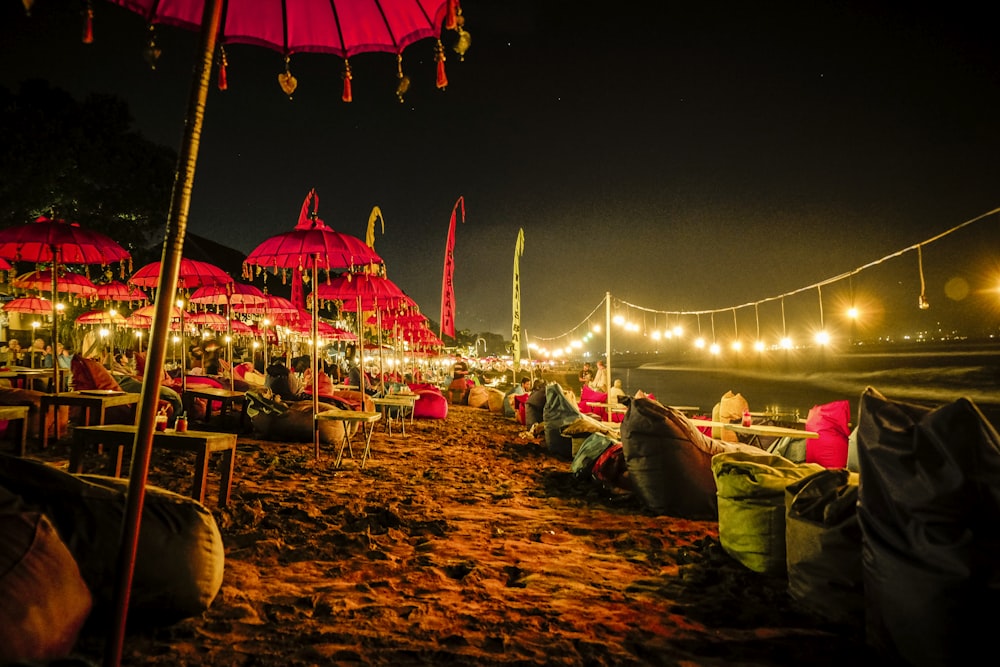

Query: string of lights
[529,207,1000,358]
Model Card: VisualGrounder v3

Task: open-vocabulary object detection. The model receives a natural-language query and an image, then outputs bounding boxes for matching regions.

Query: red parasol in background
[245,189,382,458]
[77,1,468,662]
[0,216,129,394]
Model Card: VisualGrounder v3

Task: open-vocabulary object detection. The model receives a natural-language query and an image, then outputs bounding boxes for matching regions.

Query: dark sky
[3,1,999,347]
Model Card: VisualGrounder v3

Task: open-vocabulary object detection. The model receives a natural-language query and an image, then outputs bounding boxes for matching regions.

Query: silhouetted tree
[0,79,175,263]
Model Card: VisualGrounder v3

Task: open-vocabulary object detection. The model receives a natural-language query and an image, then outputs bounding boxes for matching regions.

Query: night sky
[2,1,999,348]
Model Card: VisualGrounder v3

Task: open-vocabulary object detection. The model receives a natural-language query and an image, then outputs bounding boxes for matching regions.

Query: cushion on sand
[856,387,1000,666]
[621,398,762,519]
[804,400,852,468]
[0,455,223,627]
[711,452,823,575]
[0,509,92,664]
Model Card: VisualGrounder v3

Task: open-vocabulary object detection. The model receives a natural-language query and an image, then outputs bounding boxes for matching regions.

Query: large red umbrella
[130,258,233,392]
[11,269,98,297]
[190,283,266,389]
[0,216,130,394]
[245,189,382,458]
[93,3,466,661]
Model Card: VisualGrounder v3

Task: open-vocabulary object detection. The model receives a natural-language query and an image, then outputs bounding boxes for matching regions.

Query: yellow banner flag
[512,228,525,374]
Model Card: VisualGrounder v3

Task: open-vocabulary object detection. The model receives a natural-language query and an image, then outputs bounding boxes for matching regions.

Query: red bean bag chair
[413,388,448,420]
[579,385,608,421]
[805,400,852,468]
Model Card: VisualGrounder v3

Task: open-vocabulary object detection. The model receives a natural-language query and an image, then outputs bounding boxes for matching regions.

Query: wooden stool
[70,424,237,507]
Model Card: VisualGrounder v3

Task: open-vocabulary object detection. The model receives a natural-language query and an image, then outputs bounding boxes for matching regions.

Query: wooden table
[69,424,237,507]
[39,390,141,449]
[723,423,819,448]
[183,386,247,427]
[0,405,30,456]
[372,394,417,437]
[315,408,381,468]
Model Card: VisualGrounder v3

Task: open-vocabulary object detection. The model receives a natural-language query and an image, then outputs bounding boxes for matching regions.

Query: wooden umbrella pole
[105,1,223,665]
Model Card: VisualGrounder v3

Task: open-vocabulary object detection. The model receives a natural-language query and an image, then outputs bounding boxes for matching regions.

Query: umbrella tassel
[395,54,410,103]
[217,46,229,91]
[342,59,353,103]
[82,1,94,44]
[435,41,448,90]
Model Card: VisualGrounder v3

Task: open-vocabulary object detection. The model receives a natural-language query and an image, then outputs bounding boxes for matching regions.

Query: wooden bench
[70,424,237,507]
[0,405,30,456]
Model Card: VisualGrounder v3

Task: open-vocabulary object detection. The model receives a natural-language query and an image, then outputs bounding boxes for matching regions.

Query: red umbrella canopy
[11,269,98,296]
[96,281,148,303]
[76,310,128,326]
[130,258,234,289]
[0,216,130,266]
[189,282,266,307]
[314,272,413,312]
[244,189,382,275]
[1,296,53,314]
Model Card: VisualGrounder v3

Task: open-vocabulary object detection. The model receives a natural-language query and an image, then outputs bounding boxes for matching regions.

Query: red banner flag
[439,196,465,339]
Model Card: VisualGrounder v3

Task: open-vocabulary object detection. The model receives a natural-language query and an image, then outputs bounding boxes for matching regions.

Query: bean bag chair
[578,385,608,421]
[620,397,761,519]
[542,383,582,459]
[804,400,852,468]
[591,442,630,492]
[467,384,490,409]
[0,507,92,664]
[0,387,69,440]
[251,398,354,444]
[514,393,529,425]
[448,378,470,405]
[486,387,506,413]
[785,468,864,625]
[70,354,136,425]
[571,433,616,479]
[856,387,1000,667]
[412,388,448,420]
[0,455,224,627]
[711,452,823,575]
[711,390,749,442]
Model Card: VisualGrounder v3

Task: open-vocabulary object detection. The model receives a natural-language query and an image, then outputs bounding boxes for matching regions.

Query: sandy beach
[22,398,874,667]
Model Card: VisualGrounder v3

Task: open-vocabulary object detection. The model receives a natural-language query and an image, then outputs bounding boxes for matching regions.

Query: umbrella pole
[105,2,223,665]
[51,247,60,394]
[311,260,320,458]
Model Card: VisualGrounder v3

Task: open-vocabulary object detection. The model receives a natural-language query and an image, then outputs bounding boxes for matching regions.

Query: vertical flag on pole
[512,228,525,374]
[365,206,384,249]
[439,196,465,339]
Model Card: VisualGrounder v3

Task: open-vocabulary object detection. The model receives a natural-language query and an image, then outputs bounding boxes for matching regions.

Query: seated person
[110,352,184,427]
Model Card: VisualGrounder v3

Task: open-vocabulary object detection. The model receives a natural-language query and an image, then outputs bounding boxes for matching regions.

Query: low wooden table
[40,390,141,449]
[183,386,247,427]
[315,408,381,468]
[0,405,30,456]
[723,423,819,448]
[372,394,417,437]
[69,424,237,507]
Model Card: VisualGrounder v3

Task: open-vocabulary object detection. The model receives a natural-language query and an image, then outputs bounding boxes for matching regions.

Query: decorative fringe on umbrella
[342,59,353,102]
[217,46,228,91]
[396,54,410,103]
[278,55,297,99]
[82,1,94,44]
[435,41,448,90]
